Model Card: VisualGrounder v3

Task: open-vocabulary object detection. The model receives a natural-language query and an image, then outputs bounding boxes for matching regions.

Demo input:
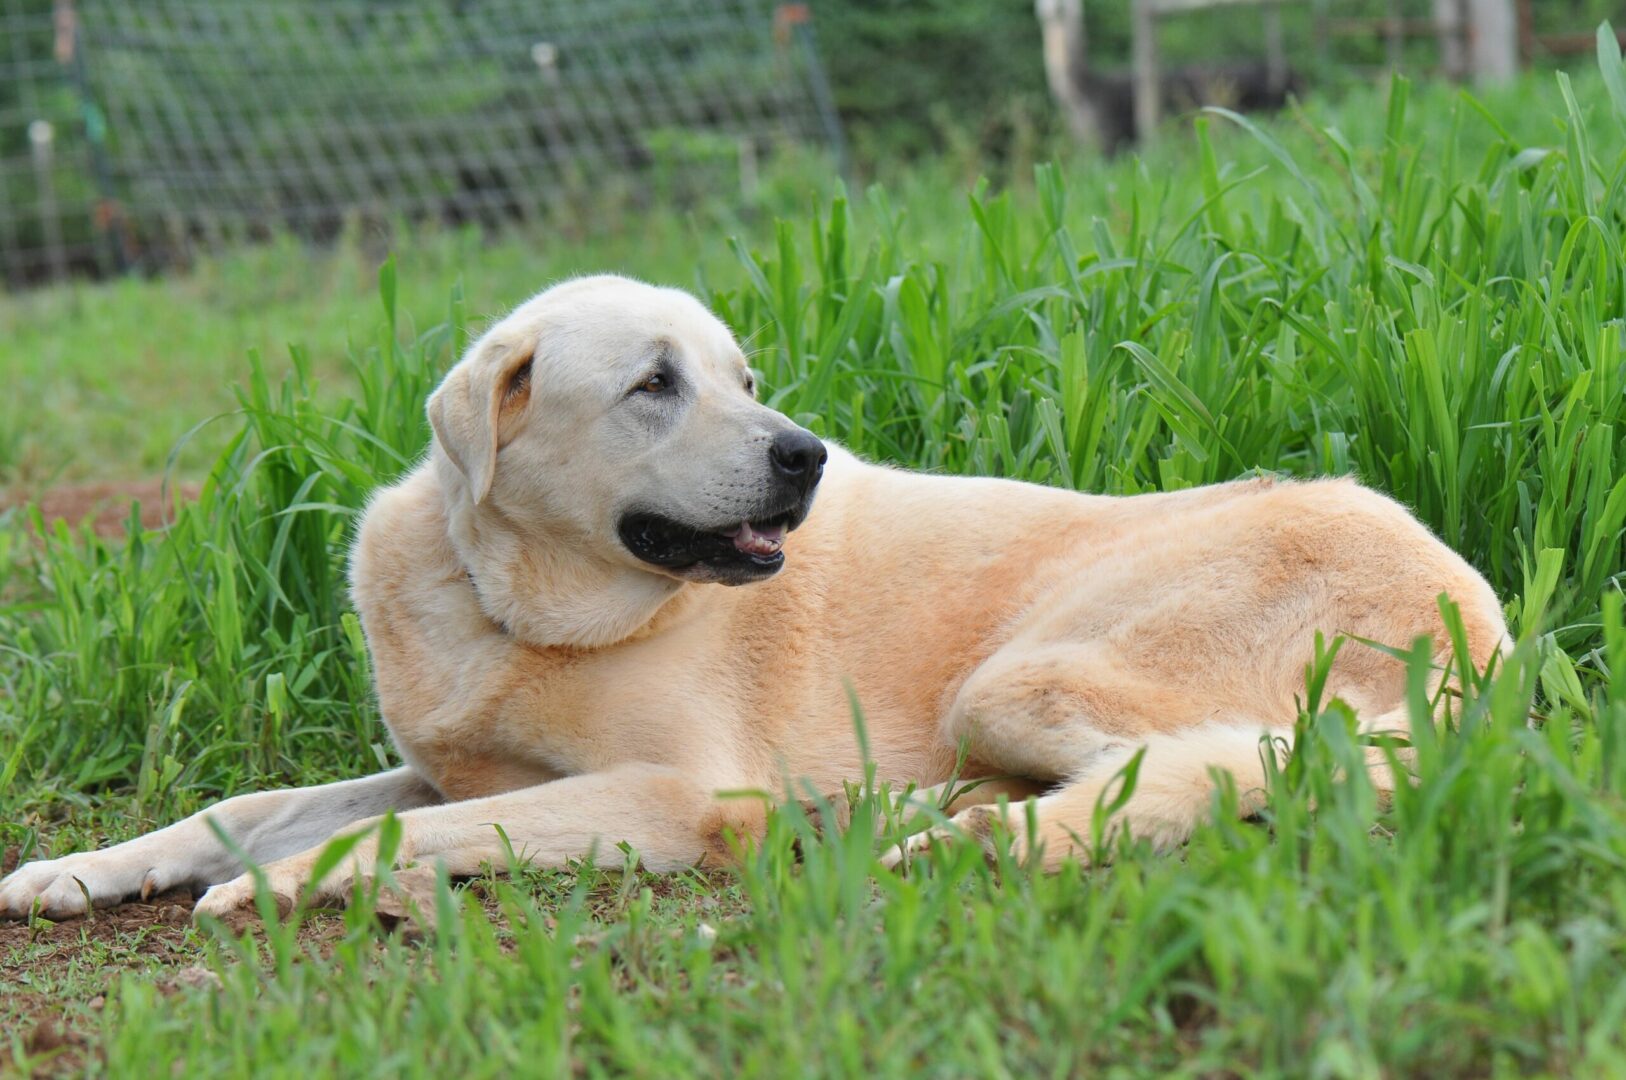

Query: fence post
[56,0,128,274]
[777,4,850,187]
[1264,4,1287,94]
[1131,0,1160,144]
[1434,0,1466,79]
[28,120,69,284]
[1466,0,1518,83]
[1385,0,1403,68]
[1036,0,1103,146]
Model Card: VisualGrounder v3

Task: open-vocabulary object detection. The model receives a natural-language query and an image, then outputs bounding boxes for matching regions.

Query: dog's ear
[426,338,534,504]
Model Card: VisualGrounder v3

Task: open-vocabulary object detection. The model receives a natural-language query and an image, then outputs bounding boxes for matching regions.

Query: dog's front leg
[191,763,761,919]
[0,767,443,919]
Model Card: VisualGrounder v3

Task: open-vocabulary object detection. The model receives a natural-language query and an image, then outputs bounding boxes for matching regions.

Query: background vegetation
[816,0,1626,162]
[3,23,1626,1080]
[8,0,1626,283]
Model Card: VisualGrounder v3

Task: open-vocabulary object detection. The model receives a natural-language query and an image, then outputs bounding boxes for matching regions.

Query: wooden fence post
[1036,0,1103,146]
[1264,4,1286,93]
[1434,0,1466,79]
[1131,0,1160,144]
[1466,0,1518,83]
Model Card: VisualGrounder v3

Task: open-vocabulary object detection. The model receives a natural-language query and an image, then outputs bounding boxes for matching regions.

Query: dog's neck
[440,488,686,651]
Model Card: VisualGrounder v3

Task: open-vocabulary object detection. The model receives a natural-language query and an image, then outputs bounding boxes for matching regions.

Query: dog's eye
[633,373,669,395]
[744,373,756,395]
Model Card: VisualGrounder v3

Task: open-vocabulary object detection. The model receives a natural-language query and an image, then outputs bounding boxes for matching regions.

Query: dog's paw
[0,851,167,919]
[795,785,940,848]
[878,826,946,871]
[878,806,1007,872]
[191,874,290,923]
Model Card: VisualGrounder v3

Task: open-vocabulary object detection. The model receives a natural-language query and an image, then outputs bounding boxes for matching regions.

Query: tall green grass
[79,631,1623,1076]
[5,36,1626,1078]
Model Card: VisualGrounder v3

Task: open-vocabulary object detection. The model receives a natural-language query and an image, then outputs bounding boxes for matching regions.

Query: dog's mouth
[617,503,807,584]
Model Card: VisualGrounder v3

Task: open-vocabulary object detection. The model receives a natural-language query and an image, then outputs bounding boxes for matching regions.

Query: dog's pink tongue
[729,522,785,556]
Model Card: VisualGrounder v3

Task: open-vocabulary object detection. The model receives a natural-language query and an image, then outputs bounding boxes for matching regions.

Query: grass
[4,42,1626,1076]
[0,68,1596,488]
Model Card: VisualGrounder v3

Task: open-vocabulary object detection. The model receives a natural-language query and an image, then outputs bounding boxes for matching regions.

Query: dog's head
[427,275,825,586]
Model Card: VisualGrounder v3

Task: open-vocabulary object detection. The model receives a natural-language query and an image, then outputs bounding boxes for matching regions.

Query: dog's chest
[385,640,728,797]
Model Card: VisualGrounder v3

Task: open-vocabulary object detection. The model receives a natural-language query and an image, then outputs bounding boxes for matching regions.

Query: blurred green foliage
[810,0,1626,165]
[810,0,1055,161]
[6,0,1626,282]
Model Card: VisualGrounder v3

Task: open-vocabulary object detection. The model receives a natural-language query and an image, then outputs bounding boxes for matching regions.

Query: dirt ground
[0,838,334,1066]
[2,479,200,539]
[0,845,201,956]
[0,843,202,1074]
[0,842,363,1074]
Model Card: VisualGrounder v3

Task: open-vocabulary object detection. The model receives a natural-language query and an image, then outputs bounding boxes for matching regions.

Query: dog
[0,275,1509,920]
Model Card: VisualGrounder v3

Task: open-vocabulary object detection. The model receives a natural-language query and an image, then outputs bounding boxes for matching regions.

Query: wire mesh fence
[0,0,845,288]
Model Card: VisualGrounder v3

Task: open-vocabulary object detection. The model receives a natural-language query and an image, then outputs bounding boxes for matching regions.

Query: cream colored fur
[0,275,1508,920]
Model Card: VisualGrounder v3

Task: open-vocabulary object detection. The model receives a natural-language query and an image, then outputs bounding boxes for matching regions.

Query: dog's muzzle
[618,431,826,585]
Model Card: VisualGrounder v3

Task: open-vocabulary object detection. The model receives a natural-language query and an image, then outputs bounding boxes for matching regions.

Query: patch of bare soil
[0,847,742,1071]
[2,478,200,539]
[0,888,199,959]
[2,1008,93,1078]
[0,880,357,1075]
[0,847,355,960]
[0,881,200,1076]
[2,846,213,1073]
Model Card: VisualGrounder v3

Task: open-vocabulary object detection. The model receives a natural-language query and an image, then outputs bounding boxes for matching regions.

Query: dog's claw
[878,827,943,872]
[880,807,1008,872]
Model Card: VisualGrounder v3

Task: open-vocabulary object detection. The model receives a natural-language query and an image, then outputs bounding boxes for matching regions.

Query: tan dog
[0,275,1508,920]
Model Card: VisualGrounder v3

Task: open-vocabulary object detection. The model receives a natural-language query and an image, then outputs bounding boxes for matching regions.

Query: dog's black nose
[769,429,827,491]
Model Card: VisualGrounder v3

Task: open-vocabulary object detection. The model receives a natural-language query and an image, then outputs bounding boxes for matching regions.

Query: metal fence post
[777,3,850,188]
[57,0,127,274]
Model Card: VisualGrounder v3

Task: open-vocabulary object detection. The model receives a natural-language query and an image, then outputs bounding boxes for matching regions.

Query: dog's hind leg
[880,641,1286,870]
[882,725,1282,870]
[882,638,1497,871]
